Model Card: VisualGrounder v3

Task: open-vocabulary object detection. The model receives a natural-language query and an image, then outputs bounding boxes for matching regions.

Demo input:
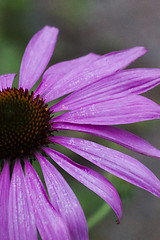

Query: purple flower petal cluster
[1,26,160,239]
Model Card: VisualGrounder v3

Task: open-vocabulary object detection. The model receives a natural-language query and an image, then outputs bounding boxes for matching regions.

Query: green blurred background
[1,0,160,239]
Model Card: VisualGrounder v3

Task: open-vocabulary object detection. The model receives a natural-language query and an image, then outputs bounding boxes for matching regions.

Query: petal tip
[137,46,148,53]
[43,25,59,36]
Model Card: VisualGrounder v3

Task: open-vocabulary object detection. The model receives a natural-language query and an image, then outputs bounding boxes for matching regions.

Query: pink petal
[52,136,160,198]
[8,160,37,240]
[19,26,59,90]
[53,94,160,125]
[35,53,99,98]
[39,46,146,102]
[53,123,160,158]
[43,147,122,221]
[0,74,16,90]
[0,162,10,240]
[24,160,71,240]
[36,152,88,240]
[53,68,160,112]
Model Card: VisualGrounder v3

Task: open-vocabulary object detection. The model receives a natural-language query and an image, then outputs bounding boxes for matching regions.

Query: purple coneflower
[1,26,160,240]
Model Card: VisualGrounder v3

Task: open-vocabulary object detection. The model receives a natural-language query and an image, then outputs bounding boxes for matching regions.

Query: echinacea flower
[1,25,160,240]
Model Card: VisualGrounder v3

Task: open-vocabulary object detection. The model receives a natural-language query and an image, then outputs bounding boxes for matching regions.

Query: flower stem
[87,203,111,230]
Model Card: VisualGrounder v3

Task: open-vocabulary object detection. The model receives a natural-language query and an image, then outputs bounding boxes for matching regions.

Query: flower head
[1,26,160,240]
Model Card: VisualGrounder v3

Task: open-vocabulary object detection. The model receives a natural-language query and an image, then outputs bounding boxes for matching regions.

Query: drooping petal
[0,162,10,240]
[52,136,160,198]
[24,160,71,240]
[0,74,16,91]
[36,152,88,240]
[43,147,122,221]
[52,68,160,112]
[40,46,146,102]
[53,122,160,159]
[35,53,99,97]
[8,160,37,240]
[19,26,59,90]
[53,94,160,125]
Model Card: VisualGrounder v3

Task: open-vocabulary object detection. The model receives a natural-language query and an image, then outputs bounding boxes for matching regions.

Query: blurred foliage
[0,0,30,73]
